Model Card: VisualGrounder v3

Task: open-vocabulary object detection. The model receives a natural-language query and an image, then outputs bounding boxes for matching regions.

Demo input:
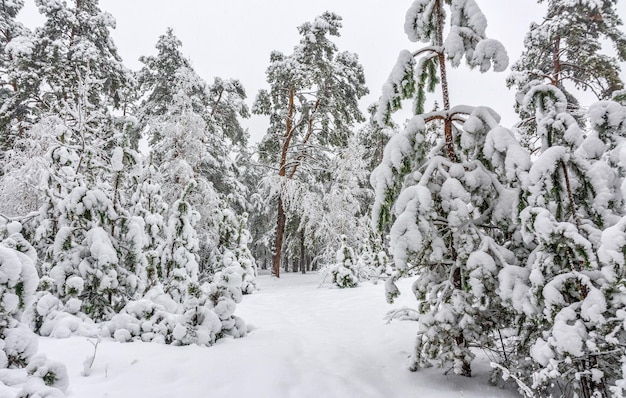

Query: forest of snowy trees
[1,0,626,397]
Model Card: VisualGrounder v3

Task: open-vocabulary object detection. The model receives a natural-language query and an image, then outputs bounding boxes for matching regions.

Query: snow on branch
[376,50,417,126]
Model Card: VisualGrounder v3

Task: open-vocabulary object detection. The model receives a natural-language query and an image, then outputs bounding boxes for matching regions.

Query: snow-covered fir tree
[253,11,368,277]
[372,0,519,377]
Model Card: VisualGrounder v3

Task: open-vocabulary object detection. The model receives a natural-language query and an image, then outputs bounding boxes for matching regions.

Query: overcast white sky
[17,0,626,142]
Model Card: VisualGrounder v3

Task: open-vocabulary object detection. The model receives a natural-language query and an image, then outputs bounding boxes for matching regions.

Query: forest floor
[39,271,519,397]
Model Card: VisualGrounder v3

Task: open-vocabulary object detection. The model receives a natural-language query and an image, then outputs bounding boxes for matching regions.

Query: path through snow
[38,272,518,397]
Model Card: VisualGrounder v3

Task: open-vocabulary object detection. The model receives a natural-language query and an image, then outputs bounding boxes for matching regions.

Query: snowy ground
[39,272,518,397]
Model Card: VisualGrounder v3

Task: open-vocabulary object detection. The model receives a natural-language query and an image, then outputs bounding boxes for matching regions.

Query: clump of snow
[404,0,436,43]
[589,100,626,134]
[110,147,125,172]
[472,39,509,72]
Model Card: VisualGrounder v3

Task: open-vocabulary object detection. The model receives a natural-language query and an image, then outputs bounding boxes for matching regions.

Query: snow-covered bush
[0,221,68,397]
[104,267,247,346]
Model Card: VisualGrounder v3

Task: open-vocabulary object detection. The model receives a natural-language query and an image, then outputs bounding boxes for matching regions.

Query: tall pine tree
[253,11,368,277]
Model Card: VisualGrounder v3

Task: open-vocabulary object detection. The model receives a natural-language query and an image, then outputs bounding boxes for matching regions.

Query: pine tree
[31,77,140,323]
[160,181,200,304]
[236,145,275,271]
[372,0,518,377]
[253,11,368,277]
[213,208,257,294]
[138,28,249,207]
[129,158,168,290]
[32,0,131,113]
[138,30,253,274]
[0,0,37,153]
[327,235,359,288]
[496,2,626,395]
[497,91,626,398]
[507,0,626,150]
[309,135,374,269]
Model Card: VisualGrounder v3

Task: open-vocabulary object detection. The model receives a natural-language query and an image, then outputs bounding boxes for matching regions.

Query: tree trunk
[300,229,306,274]
[272,197,286,277]
[272,87,296,278]
[436,0,467,375]
[453,264,471,377]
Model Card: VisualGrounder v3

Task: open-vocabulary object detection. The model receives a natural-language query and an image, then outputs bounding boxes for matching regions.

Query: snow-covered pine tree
[7,0,145,326]
[102,32,250,346]
[0,1,45,218]
[497,91,626,397]
[236,145,275,271]
[32,0,131,113]
[507,0,626,150]
[327,235,359,288]
[138,29,253,279]
[109,135,148,308]
[359,103,397,180]
[129,157,168,290]
[500,86,625,398]
[106,178,248,346]
[0,0,37,154]
[372,0,522,377]
[495,2,626,396]
[356,104,396,283]
[253,11,368,277]
[311,135,374,277]
[31,77,140,325]
[213,208,257,294]
[137,28,249,210]
[160,180,200,305]
[0,220,69,397]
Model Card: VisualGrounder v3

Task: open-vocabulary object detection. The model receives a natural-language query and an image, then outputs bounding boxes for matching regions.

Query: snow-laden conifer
[0,0,37,153]
[253,12,368,277]
[0,220,68,397]
[325,236,359,289]
[507,0,626,150]
[496,1,626,395]
[373,0,520,377]
[498,87,626,398]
